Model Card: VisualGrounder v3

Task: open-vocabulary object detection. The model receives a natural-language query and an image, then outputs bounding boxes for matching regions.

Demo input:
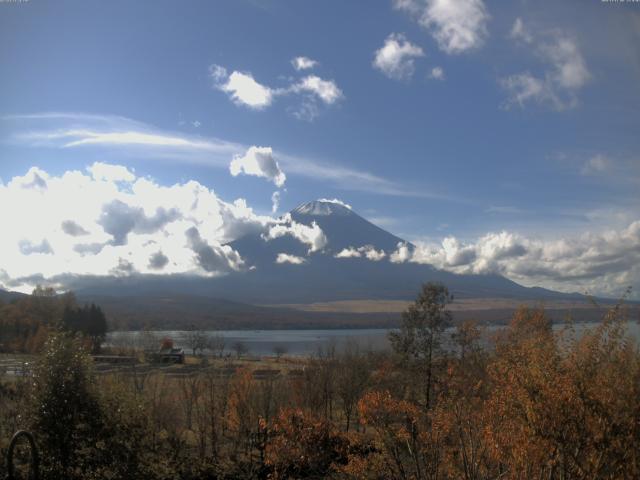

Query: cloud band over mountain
[0,164,637,299]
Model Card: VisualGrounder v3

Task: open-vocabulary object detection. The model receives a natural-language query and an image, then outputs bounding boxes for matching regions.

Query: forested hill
[0,287,107,353]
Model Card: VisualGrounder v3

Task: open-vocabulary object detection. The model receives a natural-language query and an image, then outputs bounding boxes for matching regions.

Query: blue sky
[1,0,639,297]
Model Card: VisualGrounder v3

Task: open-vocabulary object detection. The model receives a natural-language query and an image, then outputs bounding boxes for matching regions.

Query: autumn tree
[265,408,350,479]
[183,325,208,356]
[232,341,249,359]
[335,341,370,431]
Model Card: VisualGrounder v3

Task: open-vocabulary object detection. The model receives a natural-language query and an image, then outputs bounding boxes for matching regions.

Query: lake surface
[107,321,640,357]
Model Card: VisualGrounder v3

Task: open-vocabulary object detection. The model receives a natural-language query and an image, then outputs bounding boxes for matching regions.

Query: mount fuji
[216,200,578,304]
[51,199,594,328]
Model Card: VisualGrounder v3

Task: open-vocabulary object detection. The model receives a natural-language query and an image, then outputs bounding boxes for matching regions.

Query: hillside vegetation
[0,284,638,479]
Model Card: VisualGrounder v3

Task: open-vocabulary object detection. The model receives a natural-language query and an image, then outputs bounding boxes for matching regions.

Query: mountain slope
[220,200,583,304]
[229,200,405,267]
[66,200,586,307]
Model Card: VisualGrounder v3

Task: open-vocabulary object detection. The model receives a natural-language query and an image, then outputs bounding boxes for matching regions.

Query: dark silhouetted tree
[389,282,452,408]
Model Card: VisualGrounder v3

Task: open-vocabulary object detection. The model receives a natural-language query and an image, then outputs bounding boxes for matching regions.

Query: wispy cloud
[277,151,456,201]
[6,113,241,167]
[581,154,612,176]
[4,113,440,199]
[501,19,591,110]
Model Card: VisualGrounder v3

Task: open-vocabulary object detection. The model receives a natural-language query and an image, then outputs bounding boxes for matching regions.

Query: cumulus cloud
[335,247,362,259]
[390,222,640,299]
[334,245,386,261]
[291,56,318,71]
[263,215,328,253]
[229,146,286,187]
[373,33,425,80]
[88,162,135,182]
[18,167,48,190]
[99,200,181,246]
[210,65,274,109]
[209,64,343,119]
[389,242,413,263]
[0,164,274,292]
[185,227,244,273]
[502,22,590,110]
[275,253,306,265]
[394,0,490,54]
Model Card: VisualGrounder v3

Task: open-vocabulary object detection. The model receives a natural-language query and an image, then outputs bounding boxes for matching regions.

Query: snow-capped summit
[291,199,352,216]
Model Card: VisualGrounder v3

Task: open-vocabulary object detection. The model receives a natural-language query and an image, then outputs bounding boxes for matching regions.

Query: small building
[157,347,185,364]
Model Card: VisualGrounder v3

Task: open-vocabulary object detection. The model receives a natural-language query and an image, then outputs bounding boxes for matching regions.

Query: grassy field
[268,297,618,313]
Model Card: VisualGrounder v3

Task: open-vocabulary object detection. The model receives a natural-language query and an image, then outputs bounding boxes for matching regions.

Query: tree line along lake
[106,320,640,357]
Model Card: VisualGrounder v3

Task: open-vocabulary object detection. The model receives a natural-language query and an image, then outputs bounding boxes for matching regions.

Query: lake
[107,320,640,357]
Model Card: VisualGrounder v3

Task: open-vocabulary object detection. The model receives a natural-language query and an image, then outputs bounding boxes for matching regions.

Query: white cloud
[334,245,386,261]
[229,146,286,187]
[429,66,445,80]
[209,64,343,118]
[210,66,274,109]
[373,33,425,80]
[0,164,278,292]
[263,215,328,253]
[291,75,343,104]
[501,73,545,107]
[335,247,362,259]
[501,29,590,110]
[394,0,490,54]
[291,56,318,71]
[88,162,135,182]
[271,191,281,213]
[362,245,386,261]
[275,253,306,265]
[544,37,590,90]
[390,222,640,299]
[390,242,413,263]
